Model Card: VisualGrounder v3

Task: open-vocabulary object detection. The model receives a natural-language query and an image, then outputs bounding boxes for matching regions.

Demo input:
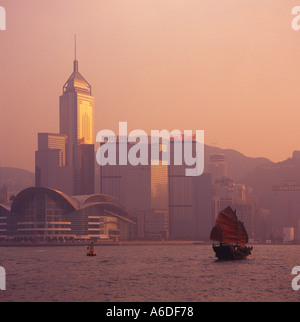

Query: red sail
[210,206,249,246]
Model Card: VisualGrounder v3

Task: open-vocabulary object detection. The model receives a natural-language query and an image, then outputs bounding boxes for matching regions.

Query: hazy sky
[1,0,300,171]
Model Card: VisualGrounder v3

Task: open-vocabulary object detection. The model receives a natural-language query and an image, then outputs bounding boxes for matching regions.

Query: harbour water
[0,244,299,302]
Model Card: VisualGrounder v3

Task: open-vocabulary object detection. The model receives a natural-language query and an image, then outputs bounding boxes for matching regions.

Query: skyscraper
[100,141,169,240]
[100,138,212,240]
[169,140,213,240]
[59,51,95,195]
[35,133,73,194]
[36,42,95,195]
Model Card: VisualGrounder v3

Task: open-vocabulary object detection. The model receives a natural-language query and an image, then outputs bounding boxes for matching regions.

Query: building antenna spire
[75,34,77,61]
[74,35,78,72]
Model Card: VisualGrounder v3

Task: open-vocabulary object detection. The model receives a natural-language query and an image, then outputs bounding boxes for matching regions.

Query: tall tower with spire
[59,37,95,195]
[36,38,95,195]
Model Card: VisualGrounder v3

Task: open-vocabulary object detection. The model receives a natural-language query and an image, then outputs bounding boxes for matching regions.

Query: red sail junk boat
[210,206,253,260]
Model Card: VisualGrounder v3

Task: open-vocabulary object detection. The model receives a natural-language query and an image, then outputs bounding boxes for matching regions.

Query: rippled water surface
[0,244,300,302]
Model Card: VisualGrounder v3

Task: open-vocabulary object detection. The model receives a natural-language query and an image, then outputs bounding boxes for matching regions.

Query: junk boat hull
[213,243,252,260]
[87,251,96,257]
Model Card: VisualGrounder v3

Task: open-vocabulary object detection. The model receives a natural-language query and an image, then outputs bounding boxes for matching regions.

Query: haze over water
[0,244,299,302]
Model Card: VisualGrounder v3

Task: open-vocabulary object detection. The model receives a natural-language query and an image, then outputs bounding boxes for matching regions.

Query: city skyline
[1,1,300,172]
[1,2,300,303]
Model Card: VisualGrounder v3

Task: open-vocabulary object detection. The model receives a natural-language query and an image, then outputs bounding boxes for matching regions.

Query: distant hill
[0,167,34,195]
[204,145,273,182]
[242,152,300,209]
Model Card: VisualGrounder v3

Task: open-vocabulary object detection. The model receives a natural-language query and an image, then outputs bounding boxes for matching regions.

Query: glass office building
[36,56,95,196]
[100,139,213,240]
[100,141,170,240]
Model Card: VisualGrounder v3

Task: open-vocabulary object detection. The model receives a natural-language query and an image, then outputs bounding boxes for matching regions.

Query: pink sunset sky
[1,0,300,171]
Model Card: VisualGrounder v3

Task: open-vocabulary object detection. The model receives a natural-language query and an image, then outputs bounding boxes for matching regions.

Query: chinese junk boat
[210,206,253,260]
